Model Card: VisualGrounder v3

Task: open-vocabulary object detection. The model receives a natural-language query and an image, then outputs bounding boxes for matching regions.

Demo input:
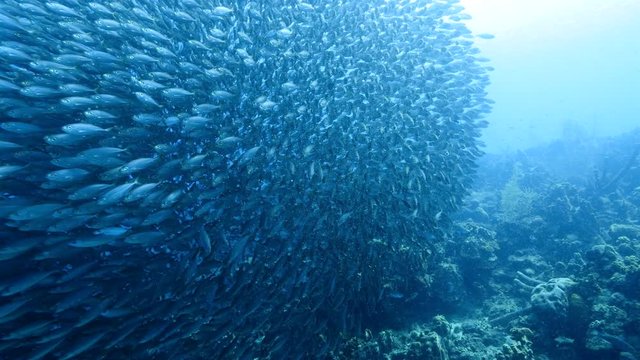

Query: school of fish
[0,0,491,358]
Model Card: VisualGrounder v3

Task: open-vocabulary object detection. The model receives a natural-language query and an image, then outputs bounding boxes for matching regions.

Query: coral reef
[338,318,450,360]
[495,328,535,360]
[337,132,640,360]
[609,224,640,240]
[499,163,540,224]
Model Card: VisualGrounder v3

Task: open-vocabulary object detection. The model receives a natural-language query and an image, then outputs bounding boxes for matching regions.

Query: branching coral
[499,164,539,223]
[593,143,640,195]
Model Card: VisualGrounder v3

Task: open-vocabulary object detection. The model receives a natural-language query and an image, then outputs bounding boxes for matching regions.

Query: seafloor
[336,128,640,360]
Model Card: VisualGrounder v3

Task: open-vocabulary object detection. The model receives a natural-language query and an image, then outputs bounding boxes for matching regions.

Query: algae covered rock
[530,278,576,318]
[495,327,535,360]
[431,261,466,305]
[455,222,499,268]
[338,323,450,360]
[609,223,640,241]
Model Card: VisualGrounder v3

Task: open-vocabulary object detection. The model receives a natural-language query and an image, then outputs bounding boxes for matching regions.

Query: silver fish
[46,168,90,183]
[97,182,137,205]
[62,123,108,136]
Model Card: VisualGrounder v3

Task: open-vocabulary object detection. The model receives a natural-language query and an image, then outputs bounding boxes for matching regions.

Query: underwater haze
[462,0,640,153]
[1,1,640,360]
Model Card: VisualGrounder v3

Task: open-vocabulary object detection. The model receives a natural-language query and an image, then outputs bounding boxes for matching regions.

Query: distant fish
[198,226,212,256]
[211,6,233,16]
[477,33,495,39]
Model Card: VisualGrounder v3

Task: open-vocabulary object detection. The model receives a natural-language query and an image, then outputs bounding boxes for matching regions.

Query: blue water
[0,1,639,359]
[462,0,640,153]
